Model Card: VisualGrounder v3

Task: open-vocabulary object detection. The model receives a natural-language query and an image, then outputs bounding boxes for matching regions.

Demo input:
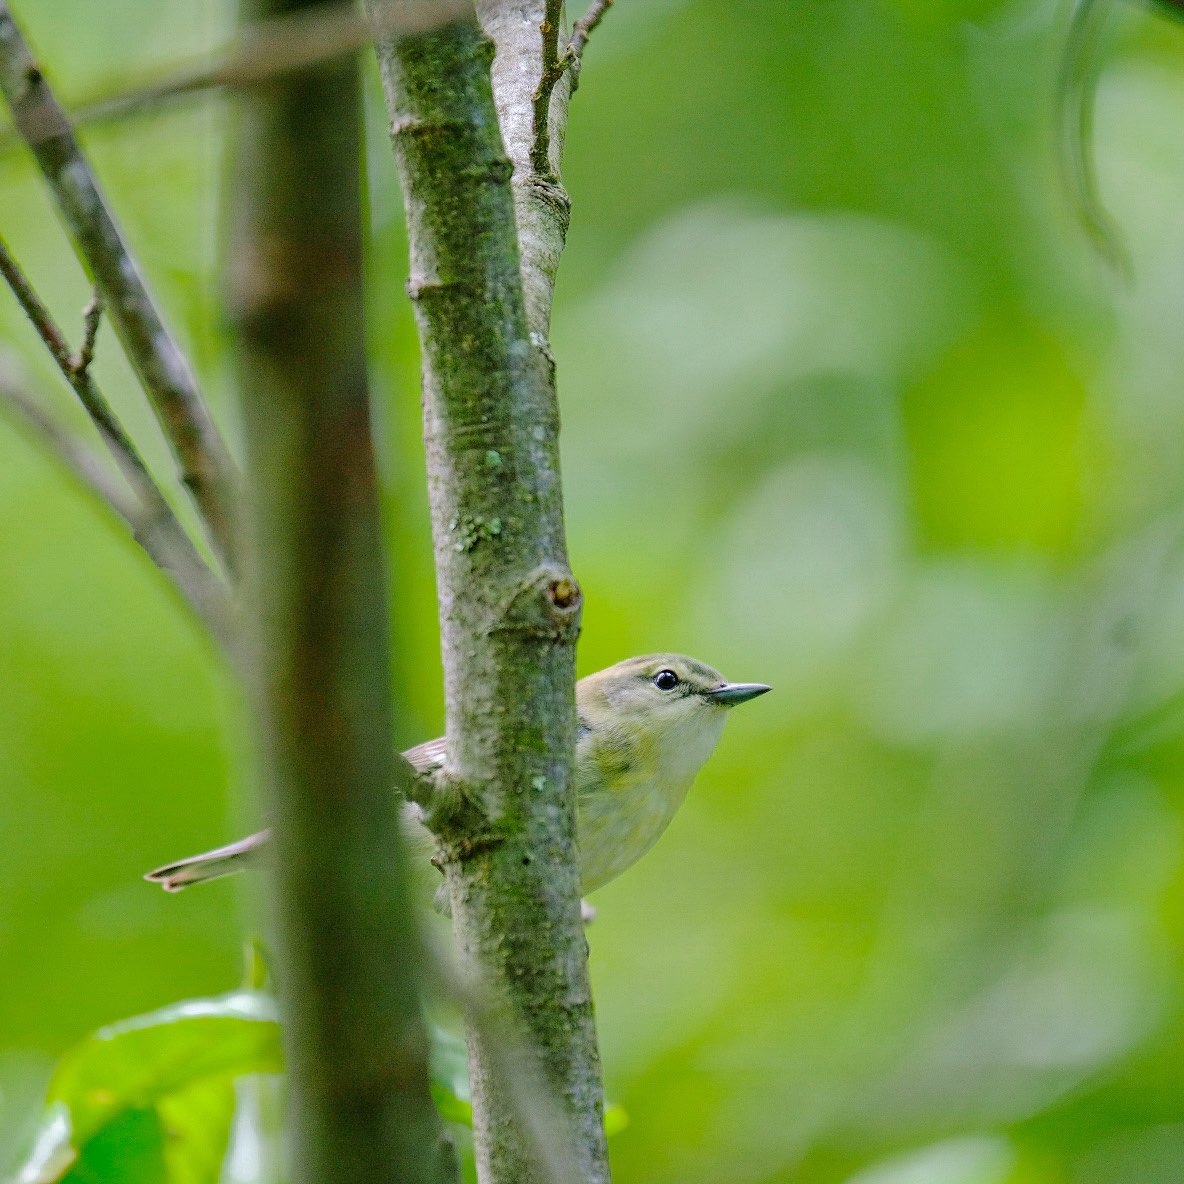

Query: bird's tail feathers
[144,830,272,892]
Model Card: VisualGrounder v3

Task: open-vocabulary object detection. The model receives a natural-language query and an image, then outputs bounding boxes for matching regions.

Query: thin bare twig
[71,290,102,377]
[0,368,234,645]
[0,237,235,647]
[567,0,613,81]
[0,235,71,369]
[0,0,474,151]
[0,372,139,524]
[59,2,372,137]
[530,0,612,174]
[0,3,241,575]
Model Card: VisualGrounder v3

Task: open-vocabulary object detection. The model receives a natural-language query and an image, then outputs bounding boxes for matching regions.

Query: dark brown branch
[225,1,455,1181]
[0,3,241,574]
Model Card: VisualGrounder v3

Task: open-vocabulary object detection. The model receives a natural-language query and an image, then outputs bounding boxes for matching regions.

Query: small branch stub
[490,564,582,642]
[70,290,103,378]
[529,0,613,174]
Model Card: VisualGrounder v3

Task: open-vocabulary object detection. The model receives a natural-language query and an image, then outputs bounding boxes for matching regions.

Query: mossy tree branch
[368,7,609,1183]
[478,0,572,346]
[225,1,455,1181]
[478,0,613,354]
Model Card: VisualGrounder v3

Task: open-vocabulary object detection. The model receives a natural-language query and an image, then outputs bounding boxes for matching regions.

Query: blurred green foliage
[3,1,1184,1181]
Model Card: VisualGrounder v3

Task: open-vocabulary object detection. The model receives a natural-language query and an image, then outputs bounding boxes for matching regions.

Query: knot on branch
[421,772,505,862]
[519,174,571,234]
[69,291,102,379]
[434,825,505,869]
[488,563,582,643]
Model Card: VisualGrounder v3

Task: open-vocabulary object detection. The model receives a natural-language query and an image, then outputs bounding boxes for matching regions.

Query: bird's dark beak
[704,682,771,707]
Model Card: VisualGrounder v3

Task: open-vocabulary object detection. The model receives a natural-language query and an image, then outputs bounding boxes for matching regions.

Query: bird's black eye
[653,669,679,691]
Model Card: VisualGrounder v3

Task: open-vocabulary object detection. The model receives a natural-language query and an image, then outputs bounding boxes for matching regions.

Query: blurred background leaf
[4,1,1184,1182]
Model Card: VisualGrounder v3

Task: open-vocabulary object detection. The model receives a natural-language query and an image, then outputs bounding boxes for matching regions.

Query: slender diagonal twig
[0,373,139,523]
[2,239,151,487]
[530,0,613,174]
[0,236,72,369]
[567,0,612,70]
[0,236,234,647]
[0,4,241,574]
[0,369,234,646]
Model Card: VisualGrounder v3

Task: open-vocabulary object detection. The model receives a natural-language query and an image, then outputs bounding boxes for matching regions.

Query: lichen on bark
[368,7,610,1183]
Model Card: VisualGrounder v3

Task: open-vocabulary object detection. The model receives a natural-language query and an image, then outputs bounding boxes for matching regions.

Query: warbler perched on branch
[146,654,770,896]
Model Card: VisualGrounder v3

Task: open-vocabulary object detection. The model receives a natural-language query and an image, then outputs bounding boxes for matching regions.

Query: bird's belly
[576,779,687,894]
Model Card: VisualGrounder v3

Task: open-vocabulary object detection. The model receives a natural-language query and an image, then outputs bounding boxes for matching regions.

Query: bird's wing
[402,735,447,774]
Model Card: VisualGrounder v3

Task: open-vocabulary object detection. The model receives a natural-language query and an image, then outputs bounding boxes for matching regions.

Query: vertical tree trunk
[225,3,454,1182]
[368,7,610,1183]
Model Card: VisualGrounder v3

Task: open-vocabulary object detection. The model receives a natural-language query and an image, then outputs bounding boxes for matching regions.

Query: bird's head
[577,654,770,785]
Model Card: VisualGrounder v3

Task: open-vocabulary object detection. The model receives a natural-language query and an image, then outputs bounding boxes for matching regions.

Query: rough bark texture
[368,8,610,1183]
[477,0,572,344]
[0,3,240,573]
[225,2,455,1181]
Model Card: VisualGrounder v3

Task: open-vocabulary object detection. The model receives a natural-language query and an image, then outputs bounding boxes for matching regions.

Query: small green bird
[146,654,770,896]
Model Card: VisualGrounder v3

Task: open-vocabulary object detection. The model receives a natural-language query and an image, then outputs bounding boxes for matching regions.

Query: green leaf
[14,996,608,1183]
[47,991,281,1145]
[157,1078,238,1184]
[61,1108,165,1184]
[14,992,282,1184]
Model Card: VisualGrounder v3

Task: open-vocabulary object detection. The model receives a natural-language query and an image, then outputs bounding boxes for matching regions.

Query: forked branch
[0,369,234,644]
[0,237,234,646]
[0,3,241,574]
[530,0,613,174]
